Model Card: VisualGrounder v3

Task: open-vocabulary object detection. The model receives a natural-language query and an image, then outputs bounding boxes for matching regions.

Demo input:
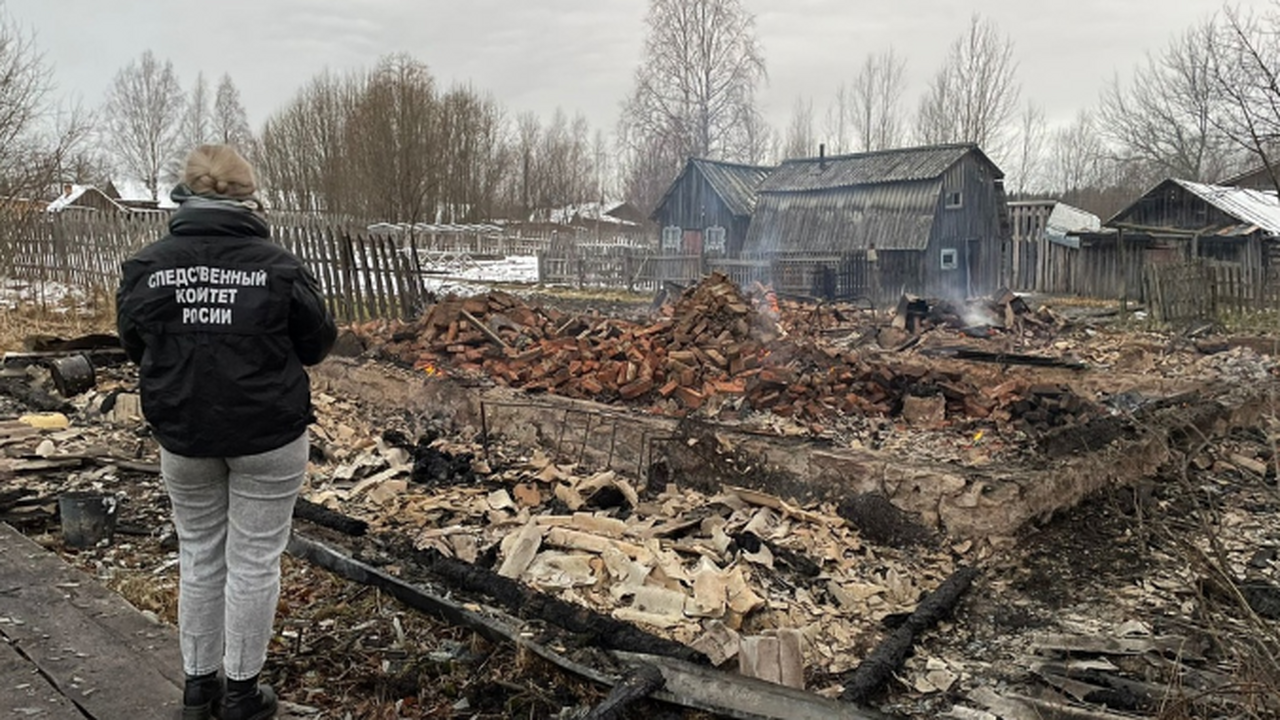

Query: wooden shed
[741,143,1007,301]
[1109,178,1280,273]
[650,158,774,258]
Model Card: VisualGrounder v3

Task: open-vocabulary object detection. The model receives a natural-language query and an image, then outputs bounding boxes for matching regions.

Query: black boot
[222,676,277,720]
[182,672,223,720]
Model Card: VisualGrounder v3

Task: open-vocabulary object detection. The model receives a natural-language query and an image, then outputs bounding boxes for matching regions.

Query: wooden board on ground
[0,638,85,719]
[0,521,184,716]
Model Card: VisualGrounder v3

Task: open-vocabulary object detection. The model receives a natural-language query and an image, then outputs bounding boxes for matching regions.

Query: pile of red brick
[362,274,1090,428]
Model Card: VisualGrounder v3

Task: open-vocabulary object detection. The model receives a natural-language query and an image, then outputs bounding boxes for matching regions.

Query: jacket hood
[168,184,270,238]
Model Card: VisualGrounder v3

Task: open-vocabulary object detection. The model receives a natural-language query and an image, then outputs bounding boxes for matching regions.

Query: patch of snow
[0,278,89,310]
[47,185,91,212]
[419,255,539,297]
[112,178,179,209]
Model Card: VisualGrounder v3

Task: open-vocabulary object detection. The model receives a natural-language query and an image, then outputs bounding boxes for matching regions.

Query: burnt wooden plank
[0,522,183,716]
[0,639,85,719]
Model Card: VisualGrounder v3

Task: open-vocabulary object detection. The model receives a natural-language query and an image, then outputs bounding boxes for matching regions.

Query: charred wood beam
[292,497,368,536]
[840,565,979,704]
[920,347,1085,370]
[0,487,34,513]
[582,663,664,720]
[410,546,704,664]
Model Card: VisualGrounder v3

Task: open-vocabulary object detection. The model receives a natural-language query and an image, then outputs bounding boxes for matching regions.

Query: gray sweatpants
[161,432,307,680]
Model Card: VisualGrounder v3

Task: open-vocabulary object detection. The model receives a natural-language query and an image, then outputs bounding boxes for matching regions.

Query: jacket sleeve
[289,265,337,366]
[116,261,146,364]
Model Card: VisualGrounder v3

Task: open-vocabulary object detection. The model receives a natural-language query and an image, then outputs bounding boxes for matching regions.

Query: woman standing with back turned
[116,144,337,720]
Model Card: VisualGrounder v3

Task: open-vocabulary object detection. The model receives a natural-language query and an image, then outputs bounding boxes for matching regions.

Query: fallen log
[287,532,880,720]
[582,663,665,720]
[293,497,368,536]
[840,565,979,703]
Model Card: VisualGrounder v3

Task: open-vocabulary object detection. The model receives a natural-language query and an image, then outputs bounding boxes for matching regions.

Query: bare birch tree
[212,73,253,150]
[823,84,852,154]
[257,70,359,212]
[1049,110,1106,197]
[1099,20,1234,183]
[343,53,439,224]
[1201,6,1280,192]
[181,72,211,151]
[738,101,777,165]
[915,14,1019,157]
[783,95,815,159]
[850,48,906,152]
[1011,101,1046,195]
[0,4,93,198]
[103,50,185,200]
[619,0,766,211]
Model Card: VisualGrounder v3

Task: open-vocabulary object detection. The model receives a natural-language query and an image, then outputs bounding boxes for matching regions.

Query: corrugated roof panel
[760,143,992,193]
[1174,179,1280,236]
[692,159,774,217]
[743,179,941,253]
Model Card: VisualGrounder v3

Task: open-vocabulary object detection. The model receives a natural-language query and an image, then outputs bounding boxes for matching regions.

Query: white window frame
[940,248,959,270]
[945,191,963,209]
[661,225,681,251]
[704,225,726,253]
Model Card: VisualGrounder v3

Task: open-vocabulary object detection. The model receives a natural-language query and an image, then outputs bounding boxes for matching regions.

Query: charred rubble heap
[349,272,1097,437]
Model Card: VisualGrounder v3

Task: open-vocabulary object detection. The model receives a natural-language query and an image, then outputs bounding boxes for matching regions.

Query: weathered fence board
[1145,259,1280,323]
[0,214,430,323]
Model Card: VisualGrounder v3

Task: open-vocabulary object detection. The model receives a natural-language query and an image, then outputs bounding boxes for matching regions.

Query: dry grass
[0,289,116,351]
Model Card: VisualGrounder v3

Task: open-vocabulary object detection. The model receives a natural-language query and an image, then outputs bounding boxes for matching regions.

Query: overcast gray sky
[7,0,1274,138]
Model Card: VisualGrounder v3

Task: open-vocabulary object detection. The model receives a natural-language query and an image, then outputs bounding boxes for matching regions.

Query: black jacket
[116,197,337,457]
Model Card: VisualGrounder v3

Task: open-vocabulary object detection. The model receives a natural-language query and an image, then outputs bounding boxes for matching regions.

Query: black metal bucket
[58,492,118,548]
[48,354,95,397]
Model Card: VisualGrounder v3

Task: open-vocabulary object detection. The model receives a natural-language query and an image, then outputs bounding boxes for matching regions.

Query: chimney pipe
[819,143,827,170]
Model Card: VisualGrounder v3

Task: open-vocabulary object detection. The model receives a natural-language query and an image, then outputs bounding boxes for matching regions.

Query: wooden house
[1108,178,1280,271]
[650,158,774,258]
[741,143,1008,301]
[1046,179,1280,302]
[47,185,129,214]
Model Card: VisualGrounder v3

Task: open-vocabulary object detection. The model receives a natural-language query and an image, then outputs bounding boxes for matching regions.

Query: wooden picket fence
[0,213,430,323]
[535,245,701,292]
[1144,259,1280,323]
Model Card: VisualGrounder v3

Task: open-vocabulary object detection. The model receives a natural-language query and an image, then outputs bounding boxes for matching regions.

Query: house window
[945,191,963,209]
[940,248,958,270]
[661,225,681,251]
[704,226,726,253]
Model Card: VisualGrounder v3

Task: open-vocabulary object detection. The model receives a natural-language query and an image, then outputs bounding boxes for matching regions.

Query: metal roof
[743,179,941,253]
[1172,179,1280,236]
[688,158,774,217]
[759,143,1000,193]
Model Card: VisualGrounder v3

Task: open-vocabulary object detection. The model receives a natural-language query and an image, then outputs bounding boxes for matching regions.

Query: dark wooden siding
[922,156,1003,298]
[651,166,749,255]
[1117,182,1243,232]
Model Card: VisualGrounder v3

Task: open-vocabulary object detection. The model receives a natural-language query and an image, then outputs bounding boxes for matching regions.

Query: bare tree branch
[915,14,1020,158]
[619,0,767,212]
[103,50,186,200]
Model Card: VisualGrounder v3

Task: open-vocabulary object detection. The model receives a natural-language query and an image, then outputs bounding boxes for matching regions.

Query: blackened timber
[840,566,980,703]
[287,532,879,720]
[412,546,704,663]
[582,663,665,720]
[920,346,1086,369]
[292,497,368,536]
